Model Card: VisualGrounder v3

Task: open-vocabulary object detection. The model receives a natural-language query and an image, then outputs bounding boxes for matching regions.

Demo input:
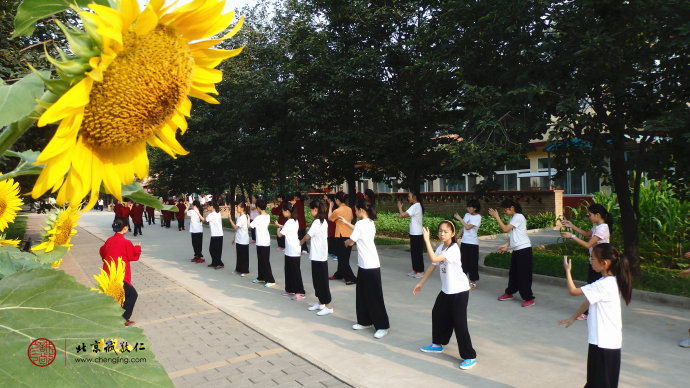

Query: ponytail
[355,198,377,220]
[588,203,613,233]
[282,201,298,220]
[410,189,424,213]
[500,198,523,214]
[592,243,632,305]
[309,200,326,222]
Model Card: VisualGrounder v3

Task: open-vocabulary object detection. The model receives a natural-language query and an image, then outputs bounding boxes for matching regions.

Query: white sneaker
[414,272,424,279]
[307,303,322,311]
[680,338,690,348]
[264,282,276,288]
[374,329,389,339]
[406,271,416,277]
[316,307,333,316]
[352,323,371,330]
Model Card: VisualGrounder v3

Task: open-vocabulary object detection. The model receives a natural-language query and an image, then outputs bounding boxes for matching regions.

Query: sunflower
[0,178,23,232]
[31,207,80,253]
[31,0,244,209]
[92,257,126,306]
[51,259,63,268]
[0,234,20,247]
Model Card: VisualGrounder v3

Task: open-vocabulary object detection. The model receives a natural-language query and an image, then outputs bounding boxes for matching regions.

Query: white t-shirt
[307,219,329,261]
[349,218,380,269]
[581,276,622,349]
[432,243,470,294]
[206,211,223,237]
[187,209,203,233]
[235,215,250,245]
[281,219,301,257]
[460,213,482,245]
[250,214,271,247]
[589,223,610,257]
[249,204,259,220]
[407,202,423,235]
[200,197,206,205]
[508,213,531,250]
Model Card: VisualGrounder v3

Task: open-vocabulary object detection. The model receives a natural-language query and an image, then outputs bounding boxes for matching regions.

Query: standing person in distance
[414,221,477,370]
[293,192,309,254]
[205,202,224,269]
[488,199,535,307]
[454,199,482,289]
[271,194,288,250]
[229,202,251,276]
[130,202,144,237]
[276,202,306,299]
[249,195,259,243]
[188,200,205,263]
[398,190,425,278]
[251,198,276,287]
[364,189,376,205]
[328,191,357,285]
[300,200,333,315]
[324,194,337,260]
[176,198,187,231]
[113,200,130,221]
[145,205,155,225]
[100,217,140,326]
[341,199,390,339]
[559,244,633,388]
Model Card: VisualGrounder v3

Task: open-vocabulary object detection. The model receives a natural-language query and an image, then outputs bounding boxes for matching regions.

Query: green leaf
[120,182,178,211]
[0,246,46,279]
[0,72,49,127]
[32,245,69,265]
[0,268,173,387]
[12,0,111,38]
[0,150,43,181]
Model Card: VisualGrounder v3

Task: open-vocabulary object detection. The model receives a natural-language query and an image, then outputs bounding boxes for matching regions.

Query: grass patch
[484,251,690,297]
[5,214,28,241]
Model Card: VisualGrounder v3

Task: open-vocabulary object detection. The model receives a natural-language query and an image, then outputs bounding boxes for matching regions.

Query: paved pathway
[51,211,689,387]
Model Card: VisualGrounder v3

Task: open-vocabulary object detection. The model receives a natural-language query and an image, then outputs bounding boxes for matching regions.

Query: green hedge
[484,251,690,297]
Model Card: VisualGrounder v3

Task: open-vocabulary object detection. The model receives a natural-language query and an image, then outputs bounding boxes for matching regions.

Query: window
[519,177,532,190]
[586,173,600,193]
[537,157,551,169]
[446,177,466,191]
[467,175,477,191]
[496,173,517,190]
[376,181,392,193]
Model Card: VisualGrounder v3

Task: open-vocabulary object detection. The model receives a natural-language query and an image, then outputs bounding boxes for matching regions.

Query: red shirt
[271,200,287,225]
[114,203,130,219]
[176,203,186,220]
[100,233,141,285]
[145,206,155,217]
[294,199,306,230]
[130,204,144,224]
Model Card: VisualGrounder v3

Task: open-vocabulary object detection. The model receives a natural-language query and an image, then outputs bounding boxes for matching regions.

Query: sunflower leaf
[12,0,111,38]
[0,150,43,181]
[0,72,49,127]
[0,268,173,387]
[0,246,46,279]
[119,182,179,211]
[31,245,69,264]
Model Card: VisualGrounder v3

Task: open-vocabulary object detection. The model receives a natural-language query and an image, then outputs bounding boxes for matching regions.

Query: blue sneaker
[420,344,443,353]
[459,358,477,370]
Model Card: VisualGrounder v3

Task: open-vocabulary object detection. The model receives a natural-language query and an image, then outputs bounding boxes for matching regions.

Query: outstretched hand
[412,283,422,295]
[421,227,430,242]
[487,208,499,218]
[558,317,575,328]
[563,256,572,272]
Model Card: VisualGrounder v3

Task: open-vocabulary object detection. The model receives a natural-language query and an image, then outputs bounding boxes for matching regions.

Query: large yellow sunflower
[92,257,126,306]
[0,178,23,232]
[31,207,80,253]
[31,0,244,209]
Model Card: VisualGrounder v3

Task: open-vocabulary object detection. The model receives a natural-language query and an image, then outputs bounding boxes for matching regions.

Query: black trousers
[209,236,224,266]
[191,232,203,258]
[505,247,534,301]
[327,236,335,254]
[235,243,249,274]
[432,291,476,360]
[284,255,305,294]
[356,267,390,330]
[256,246,275,283]
[250,227,256,241]
[298,229,308,253]
[410,234,425,273]
[585,344,621,388]
[122,281,138,320]
[164,217,171,228]
[277,235,285,249]
[460,243,479,282]
[133,223,143,236]
[177,218,185,230]
[311,261,331,305]
[332,237,356,282]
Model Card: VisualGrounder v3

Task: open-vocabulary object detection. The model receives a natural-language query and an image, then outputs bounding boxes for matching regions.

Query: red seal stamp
[28,338,57,367]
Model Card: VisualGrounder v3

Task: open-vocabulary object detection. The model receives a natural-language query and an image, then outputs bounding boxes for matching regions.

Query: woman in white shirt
[397,190,425,278]
[250,199,275,287]
[228,202,251,276]
[187,200,205,263]
[205,202,224,269]
[276,202,306,299]
[300,200,333,315]
[454,199,482,289]
[342,199,390,339]
[488,199,535,307]
[413,221,477,370]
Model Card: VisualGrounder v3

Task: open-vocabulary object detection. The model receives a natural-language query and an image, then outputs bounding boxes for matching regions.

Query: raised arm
[488,208,512,233]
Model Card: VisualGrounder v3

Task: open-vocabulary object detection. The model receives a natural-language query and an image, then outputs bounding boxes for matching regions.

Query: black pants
[256,246,275,283]
[235,244,249,274]
[177,218,185,230]
[277,235,285,249]
[585,344,621,388]
[284,255,305,294]
[164,218,171,228]
[311,261,331,305]
[332,237,356,282]
[133,223,143,236]
[356,267,390,330]
[410,234,425,273]
[191,232,203,258]
[122,281,138,320]
[460,243,479,282]
[432,291,476,360]
[250,227,256,242]
[209,236,224,267]
[327,236,335,254]
[298,229,308,253]
[505,247,534,301]
[148,213,154,224]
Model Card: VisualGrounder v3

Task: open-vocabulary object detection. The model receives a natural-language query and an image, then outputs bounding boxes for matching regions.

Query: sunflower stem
[0,91,58,156]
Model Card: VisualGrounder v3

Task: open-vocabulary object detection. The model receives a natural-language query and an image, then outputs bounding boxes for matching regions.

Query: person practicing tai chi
[100,217,140,326]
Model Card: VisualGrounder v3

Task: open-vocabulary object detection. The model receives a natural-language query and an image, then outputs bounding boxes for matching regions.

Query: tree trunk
[347,176,357,207]
[609,134,640,273]
[230,181,236,219]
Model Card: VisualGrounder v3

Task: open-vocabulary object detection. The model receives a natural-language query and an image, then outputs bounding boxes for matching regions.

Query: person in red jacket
[113,200,131,220]
[271,194,288,250]
[100,217,141,326]
[145,205,155,225]
[176,199,187,231]
[162,198,174,228]
[130,203,145,236]
[294,192,308,254]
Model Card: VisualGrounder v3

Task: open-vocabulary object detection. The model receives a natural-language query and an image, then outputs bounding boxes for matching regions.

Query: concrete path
[62,211,689,387]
